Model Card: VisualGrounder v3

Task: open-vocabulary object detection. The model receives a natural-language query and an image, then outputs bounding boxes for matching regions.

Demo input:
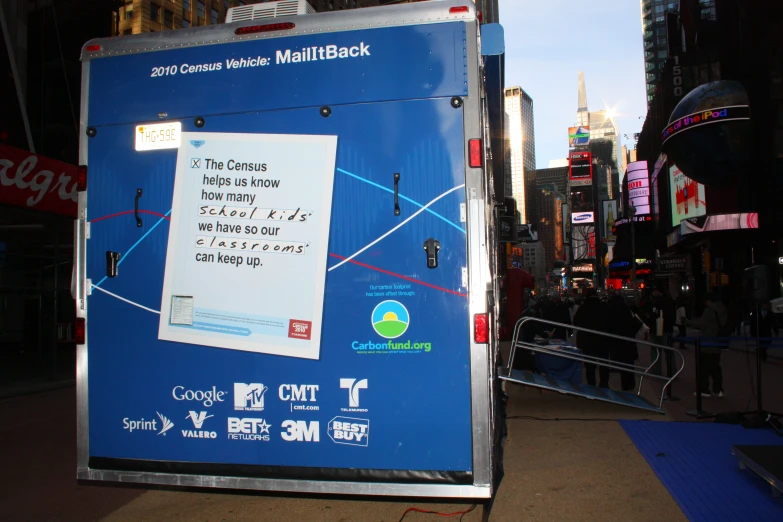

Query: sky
[499,0,648,169]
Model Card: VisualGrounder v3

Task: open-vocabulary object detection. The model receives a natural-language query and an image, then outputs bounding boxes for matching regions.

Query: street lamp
[628,201,637,291]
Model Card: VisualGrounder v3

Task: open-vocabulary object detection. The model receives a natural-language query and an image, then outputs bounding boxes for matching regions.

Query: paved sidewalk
[0,384,685,522]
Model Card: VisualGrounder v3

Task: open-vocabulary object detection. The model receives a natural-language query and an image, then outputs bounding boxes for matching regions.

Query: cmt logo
[328,417,369,447]
[279,384,319,412]
[234,383,268,411]
[280,420,320,442]
[340,378,367,412]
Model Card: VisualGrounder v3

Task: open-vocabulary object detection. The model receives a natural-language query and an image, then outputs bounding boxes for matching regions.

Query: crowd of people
[510,287,764,397]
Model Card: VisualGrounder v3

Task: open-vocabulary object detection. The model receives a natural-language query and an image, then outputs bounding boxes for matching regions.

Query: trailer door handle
[106,251,120,278]
[423,238,440,269]
[135,188,143,228]
[393,173,400,216]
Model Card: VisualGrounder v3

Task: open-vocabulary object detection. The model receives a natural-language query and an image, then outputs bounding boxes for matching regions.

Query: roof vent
[226,0,316,23]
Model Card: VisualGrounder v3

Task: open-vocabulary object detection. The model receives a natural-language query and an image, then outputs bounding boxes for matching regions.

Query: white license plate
[135,122,182,151]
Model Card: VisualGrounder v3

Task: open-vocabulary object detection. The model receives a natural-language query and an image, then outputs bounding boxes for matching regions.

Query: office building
[113,0,378,35]
[574,73,622,199]
[504,86,537,223]
[535,167,569,198]
[640,1,716,106]
[519,242,546,287]
[537,184,566,271]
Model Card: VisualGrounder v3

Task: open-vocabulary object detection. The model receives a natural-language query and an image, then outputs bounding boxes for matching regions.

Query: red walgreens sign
[0,144,78,217]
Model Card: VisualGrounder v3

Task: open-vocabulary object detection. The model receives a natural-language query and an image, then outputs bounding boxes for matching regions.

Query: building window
[658,50,667,58]
[164,9,174,28]
[123,28,132,35]
[211,7,218,23]
[197,0,205,18]
[329,0,334,10]
[151,3,161,22]
[225,0,231,10]
[183,18,190,28]
[125,9,133,20]
[183,0,191,10]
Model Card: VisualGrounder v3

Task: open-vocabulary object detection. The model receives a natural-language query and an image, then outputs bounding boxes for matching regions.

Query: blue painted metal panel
[86,93,472,471]
[87,23,468,127]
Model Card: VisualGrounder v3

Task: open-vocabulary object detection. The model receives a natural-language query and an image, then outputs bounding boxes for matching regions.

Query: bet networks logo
[351,300,432,354]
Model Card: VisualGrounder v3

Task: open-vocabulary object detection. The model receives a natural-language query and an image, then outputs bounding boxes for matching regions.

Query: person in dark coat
[606,295,640,391]
[512,300,550,371]
[572,291,610,387]
[543,297,573,340]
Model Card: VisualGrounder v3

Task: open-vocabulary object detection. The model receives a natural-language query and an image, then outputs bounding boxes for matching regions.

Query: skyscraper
[640,1,718,106]
[573,73,622,200]
[504,86,536,224]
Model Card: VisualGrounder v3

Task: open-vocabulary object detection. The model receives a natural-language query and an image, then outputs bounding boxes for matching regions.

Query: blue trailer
[75,0,505,499]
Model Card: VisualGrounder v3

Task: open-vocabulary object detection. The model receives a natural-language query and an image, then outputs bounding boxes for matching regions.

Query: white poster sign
[158,132,338,360]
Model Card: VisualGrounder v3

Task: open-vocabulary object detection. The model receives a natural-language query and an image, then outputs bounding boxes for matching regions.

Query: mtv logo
[234,383,268,411]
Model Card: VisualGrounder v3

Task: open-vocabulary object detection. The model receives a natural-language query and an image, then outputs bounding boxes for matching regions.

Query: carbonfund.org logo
[371,300,409,339]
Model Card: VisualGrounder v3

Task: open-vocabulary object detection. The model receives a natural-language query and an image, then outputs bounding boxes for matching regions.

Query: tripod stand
[741,303,782,434]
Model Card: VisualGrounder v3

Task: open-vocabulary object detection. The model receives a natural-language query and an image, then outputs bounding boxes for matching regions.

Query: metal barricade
[502,316,686,412]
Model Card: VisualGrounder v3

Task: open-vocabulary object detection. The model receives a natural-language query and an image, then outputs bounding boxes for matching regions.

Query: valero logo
[371,300,409,339]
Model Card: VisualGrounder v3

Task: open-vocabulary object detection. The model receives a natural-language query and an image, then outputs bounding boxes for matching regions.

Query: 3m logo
[280,420,320,442]
[234,383,268,411]
[288,320,312,340]
[340,378,367,409]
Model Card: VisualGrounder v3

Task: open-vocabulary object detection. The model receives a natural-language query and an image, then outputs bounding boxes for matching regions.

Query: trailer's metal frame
[75,0,499,499]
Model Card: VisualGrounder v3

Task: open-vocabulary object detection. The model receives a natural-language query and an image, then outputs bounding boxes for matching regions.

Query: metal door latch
[423,238,440,269]
[135,188,143,227]
[106,251,120,278]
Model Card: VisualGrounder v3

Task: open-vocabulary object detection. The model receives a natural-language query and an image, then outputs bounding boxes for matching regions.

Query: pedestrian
[512,299,550,372]
[543,297,572,340]
[749,302,778,362]
[686,292,727,398]
[573,289,610,388]
[675,296,688,350]
[650,290,676,375]
[606,294,640,391]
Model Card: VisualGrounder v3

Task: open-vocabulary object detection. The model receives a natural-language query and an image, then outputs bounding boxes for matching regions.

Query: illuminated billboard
[568,126,590,148]
[572,225,596,261]
[626,161,650,215]
[570,185,594,214]
[569,151,592,184]
[601,200,617,241]
[662,105,750,145]
[670,164,706,227]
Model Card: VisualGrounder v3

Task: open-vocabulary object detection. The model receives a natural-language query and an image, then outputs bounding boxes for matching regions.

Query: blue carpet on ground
[620,420,783,521]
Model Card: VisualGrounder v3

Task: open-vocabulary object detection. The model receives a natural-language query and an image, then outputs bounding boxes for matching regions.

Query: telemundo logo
[371,300,409,339]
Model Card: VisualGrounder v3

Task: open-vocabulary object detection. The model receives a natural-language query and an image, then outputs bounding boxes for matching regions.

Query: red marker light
[75,318,86,345]
[77,165,87,192]
[235,22,295,35]
[449,6,469,14]
[85,44,102,52]
[469,139,482,168]
[474,314,489,344]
